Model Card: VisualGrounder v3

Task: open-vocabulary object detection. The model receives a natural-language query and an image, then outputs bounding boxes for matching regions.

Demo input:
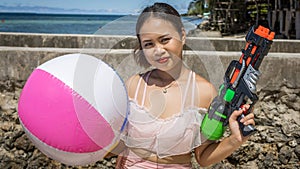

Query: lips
[156,57,170,64]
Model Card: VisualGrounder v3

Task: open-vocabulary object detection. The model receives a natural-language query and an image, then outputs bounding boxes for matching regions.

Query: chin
[155,65,173,72]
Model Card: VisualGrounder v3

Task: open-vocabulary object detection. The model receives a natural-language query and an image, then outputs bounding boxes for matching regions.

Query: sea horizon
[0,11,129,16]
[0,12,201,35]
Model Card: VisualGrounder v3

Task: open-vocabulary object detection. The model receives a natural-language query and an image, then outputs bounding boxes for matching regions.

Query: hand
[228,104,255,144]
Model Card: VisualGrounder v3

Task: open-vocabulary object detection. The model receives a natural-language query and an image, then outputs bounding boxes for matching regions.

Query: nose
[154,44,166,56]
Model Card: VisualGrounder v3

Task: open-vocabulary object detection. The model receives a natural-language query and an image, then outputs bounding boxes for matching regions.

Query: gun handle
[237,114,257,137]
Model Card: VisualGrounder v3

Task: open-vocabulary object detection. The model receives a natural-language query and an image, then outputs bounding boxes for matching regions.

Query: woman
[115,2,255,168]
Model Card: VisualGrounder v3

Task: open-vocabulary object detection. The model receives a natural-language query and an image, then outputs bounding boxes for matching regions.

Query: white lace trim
[121,101,207,158]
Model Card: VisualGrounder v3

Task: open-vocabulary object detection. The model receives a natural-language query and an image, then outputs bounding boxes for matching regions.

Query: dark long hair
[134,3,184,68]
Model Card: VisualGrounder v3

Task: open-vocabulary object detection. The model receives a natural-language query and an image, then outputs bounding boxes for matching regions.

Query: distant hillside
[0,5,129,14]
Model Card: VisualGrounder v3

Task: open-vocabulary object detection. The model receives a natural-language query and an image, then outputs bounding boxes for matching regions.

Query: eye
[142,42,154,49]
[160,37,171,44]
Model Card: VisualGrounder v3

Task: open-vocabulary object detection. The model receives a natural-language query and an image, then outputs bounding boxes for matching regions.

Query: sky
[0,0,192,14]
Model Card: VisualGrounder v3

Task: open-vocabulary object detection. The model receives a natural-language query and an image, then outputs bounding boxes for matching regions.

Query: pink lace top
[121,71,207,158]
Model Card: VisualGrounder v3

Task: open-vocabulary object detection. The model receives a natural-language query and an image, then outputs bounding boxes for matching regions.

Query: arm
[104,140,127,158]
[194,77,255,167]
[195,106,254,167]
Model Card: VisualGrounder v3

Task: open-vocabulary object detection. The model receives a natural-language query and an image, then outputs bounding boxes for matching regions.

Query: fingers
[229,109,243,123]
[240,113,254,122]
[229,104,250,121]
[240,113,255,126]
[240,104,255,125]
[229,104,255,126]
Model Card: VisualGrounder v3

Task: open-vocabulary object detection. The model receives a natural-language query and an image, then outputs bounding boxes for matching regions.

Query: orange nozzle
[267,32,275,40]
[254,25,275,41]
[254,25,269,38]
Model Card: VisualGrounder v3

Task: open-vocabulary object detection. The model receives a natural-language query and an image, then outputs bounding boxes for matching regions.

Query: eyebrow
[159,34,171,38]
[141,33,171,43]
[141,39,152,44]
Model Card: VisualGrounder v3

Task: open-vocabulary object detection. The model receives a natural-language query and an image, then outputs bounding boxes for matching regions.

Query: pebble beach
[0,78,299,168]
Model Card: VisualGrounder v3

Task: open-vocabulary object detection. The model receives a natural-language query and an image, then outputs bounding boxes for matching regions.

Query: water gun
[200,25,275,140]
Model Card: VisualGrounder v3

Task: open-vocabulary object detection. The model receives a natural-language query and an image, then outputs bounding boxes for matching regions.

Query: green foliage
[187,0,212,15]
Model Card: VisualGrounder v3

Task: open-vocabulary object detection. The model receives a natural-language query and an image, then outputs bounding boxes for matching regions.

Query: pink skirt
[116,150,192,169]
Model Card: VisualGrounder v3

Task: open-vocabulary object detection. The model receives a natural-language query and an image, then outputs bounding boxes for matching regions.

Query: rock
[279,146,293,164]
[276,103,288,114]
[14,134,35,152]
[0,121,15,131]
[227,143,261,164]
[258,152,277,168]
[295,145,300,159]
[288,139,298,148]
[265,101,277,111]
[281,120,300,137]
[241,160,259,169]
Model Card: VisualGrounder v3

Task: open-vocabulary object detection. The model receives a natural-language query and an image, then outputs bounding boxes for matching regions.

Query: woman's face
[138,17,185,71]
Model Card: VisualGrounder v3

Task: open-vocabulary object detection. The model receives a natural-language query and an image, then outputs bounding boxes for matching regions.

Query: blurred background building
[187,0,300,39]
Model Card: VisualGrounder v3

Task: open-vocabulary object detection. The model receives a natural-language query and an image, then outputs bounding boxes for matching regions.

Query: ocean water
[0,12,201,35]
[0,13,125,35]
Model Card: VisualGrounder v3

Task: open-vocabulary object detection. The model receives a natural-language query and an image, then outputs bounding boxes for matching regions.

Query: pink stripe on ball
[18,69,114,153]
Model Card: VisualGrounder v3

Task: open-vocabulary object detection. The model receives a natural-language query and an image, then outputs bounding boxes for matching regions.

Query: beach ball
[18,53,128,165]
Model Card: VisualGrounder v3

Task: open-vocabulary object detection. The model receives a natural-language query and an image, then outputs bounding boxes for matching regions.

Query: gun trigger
[240,105,248,114]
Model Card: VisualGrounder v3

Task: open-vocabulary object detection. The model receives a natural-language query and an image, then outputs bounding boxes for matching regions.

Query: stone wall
[1,32,300,52]
[0,33,299,168]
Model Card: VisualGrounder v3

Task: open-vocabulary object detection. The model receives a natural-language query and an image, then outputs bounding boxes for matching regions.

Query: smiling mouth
[157,57,170,63]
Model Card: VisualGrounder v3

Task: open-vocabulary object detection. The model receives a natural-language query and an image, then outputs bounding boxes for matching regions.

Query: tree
[187,0,204,15]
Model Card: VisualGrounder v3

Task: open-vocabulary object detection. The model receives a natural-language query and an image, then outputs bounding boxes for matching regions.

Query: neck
[154,62,188,83]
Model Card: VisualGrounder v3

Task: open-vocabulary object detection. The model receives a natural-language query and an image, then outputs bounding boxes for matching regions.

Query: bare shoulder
[194,74,217,109]
[125,74,140,99]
